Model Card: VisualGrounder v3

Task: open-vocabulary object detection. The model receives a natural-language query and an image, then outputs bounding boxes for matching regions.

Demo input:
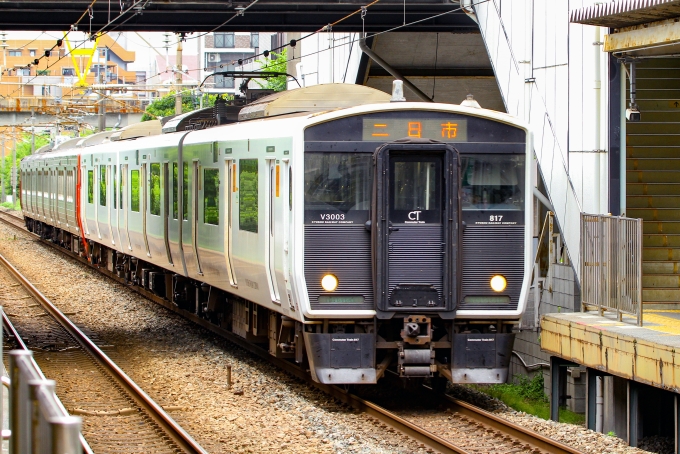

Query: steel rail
[0,211,582,454]
[442,396,582,454]
[0,249,208,454]
[2,309,28,351]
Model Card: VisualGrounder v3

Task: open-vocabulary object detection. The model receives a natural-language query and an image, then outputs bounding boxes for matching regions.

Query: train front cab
[300,106,530,385]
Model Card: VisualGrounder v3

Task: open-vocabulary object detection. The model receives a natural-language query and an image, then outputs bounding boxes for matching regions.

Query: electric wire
[1,0,491,142]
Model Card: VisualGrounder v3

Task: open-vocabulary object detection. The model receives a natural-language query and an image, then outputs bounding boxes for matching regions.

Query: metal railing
[581,213,643,326]
[0,305,84,454]
[8,350,82,454]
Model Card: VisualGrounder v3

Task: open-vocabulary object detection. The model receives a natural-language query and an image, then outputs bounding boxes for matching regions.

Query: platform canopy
[0,0,478,33]
[570,0,680,57]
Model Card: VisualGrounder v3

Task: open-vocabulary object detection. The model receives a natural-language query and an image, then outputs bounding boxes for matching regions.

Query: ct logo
[408,210,422,221]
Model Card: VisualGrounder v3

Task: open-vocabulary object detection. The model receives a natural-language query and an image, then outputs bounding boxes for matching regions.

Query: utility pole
[31,110,35,153]
[0,31,7,81]
[98,71,106,132]
[11,126,16,204]
[175,35,183,115]
[1,132,5,202]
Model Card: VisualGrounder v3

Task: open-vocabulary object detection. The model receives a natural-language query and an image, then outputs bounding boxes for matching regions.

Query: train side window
[150,162,161,216]
[172,163,178,219]
[87,170,94,204]
[99,165,107,206]
[239,159,258,233]
[182,162,188,220]
[204,168,219,225]
[130,169,140,212]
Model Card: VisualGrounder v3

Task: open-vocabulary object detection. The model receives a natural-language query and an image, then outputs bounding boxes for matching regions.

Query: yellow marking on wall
[64,34,100,87]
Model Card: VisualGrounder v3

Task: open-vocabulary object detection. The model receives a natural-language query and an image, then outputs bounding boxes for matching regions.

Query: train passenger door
[163,162,173,265]
[223,158,237,286]
[119,164,132,251]
[192,160,203,275]
[265,158,280,303]
[141,163,150,256]
[59,169,64,226]
[110,164,120,247]
[372,142,460,316]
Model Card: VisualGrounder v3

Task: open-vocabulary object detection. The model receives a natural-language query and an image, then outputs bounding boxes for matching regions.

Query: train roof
[109,120,162,141]
[237,84,391,121]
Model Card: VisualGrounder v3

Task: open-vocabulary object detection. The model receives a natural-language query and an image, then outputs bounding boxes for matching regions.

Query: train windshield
[304,153,372,213]
[461,154,525,211]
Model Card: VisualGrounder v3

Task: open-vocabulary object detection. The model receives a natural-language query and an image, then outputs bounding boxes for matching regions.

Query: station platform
[541,310,680,451]
[541,310,680,390]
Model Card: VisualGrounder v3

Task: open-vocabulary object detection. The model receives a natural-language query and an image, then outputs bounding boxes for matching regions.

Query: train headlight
[490,275,507,292]
[321,274,339,292]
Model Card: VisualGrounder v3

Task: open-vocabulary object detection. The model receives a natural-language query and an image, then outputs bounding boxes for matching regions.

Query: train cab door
[372,142,460,317]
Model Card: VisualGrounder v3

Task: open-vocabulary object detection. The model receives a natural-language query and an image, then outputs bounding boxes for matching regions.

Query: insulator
[214,97,228,125]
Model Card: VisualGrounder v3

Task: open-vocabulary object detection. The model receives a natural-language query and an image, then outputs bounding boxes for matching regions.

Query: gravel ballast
[0,213,667,453]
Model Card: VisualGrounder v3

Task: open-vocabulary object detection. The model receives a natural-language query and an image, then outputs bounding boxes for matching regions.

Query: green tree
[1,133,50,200]
[255,48,288,92]
[141,91,228,121]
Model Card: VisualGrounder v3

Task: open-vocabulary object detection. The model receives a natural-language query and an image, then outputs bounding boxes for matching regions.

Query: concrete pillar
[550,356,570,421]
[628,380,640,447]
[586,368,599,431]
[675,394,680,454]
[611,376,628,440]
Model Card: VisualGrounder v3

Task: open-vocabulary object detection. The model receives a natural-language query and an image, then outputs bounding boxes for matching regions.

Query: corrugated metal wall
[625,58,680,309]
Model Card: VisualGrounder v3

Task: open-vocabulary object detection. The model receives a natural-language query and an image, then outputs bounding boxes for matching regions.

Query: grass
[0,201,20,211]
[472,373,586,425]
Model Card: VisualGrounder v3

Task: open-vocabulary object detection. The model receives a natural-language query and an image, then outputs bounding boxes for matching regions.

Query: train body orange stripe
[75,155,90,261]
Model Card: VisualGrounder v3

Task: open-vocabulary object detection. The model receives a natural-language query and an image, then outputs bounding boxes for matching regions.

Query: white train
[20,83,533,385]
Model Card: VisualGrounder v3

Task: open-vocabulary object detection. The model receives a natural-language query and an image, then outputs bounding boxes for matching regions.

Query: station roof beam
[0,1,478,33]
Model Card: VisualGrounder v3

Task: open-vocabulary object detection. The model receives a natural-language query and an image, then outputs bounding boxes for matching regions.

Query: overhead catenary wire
[3,0,152,98]
[1,0,492,142]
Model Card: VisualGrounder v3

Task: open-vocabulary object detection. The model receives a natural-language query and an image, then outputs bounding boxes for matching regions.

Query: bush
[472,373,585,425]
[1,201,21,211]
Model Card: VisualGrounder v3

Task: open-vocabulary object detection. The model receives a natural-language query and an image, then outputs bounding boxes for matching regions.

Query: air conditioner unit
[208,54,219,63]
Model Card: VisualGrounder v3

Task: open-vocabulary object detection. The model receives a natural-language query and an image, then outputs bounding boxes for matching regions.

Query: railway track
[0,209,581,453]
[0,232,207,453]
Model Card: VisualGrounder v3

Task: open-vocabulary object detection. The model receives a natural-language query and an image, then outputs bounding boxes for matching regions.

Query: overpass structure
[0,0,477,33]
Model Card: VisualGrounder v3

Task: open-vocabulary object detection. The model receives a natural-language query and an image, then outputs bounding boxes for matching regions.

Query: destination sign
[362,118,468,142]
